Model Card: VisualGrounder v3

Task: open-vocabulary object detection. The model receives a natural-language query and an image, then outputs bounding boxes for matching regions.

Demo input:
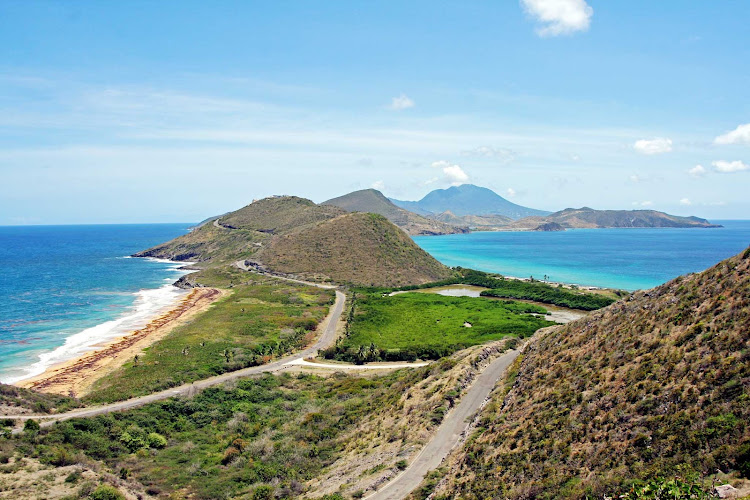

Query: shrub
[89,484,126,500]
[253,485,274,500]
[146,432,167,449]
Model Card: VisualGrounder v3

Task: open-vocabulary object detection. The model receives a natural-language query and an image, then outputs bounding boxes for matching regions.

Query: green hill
[432,247,750,498]
[135,196,451,287]
[509,206,721,229]
[257,212,453,287]
[322,189,468,235]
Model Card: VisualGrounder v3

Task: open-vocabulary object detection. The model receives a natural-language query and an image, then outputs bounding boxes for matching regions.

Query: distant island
[326,184,721,233]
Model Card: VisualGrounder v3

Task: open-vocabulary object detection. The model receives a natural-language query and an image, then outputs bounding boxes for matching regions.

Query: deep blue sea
[0,224,193,384]
[414,220,750,292]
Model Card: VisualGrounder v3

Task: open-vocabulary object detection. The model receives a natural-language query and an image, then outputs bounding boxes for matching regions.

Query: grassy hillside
[2,341,515,499]
[136,196,450,287]
[509,207,720,229]
[258,213,453,287]
[431,247,750,499]
[85,268,334,404]
[0,383,79,416]
[135,196,345,264]
[322,189,467,235]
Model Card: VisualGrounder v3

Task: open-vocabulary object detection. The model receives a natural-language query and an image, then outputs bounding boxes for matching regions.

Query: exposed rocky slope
[391,184,550,219]
[322,189,467,235]
[433,247,750,499]
[509,207,721,229]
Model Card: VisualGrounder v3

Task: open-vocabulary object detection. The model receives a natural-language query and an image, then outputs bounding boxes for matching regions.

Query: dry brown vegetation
[135,196,452,287]
[304,339,519,498]
[258,213,453,287]
[430,246,750,499]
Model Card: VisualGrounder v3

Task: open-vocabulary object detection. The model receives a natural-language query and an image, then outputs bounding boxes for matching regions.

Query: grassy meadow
[85,267,334,404]
[322,291,553,362]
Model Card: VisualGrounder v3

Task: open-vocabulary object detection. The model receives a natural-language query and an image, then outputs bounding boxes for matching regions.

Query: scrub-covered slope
[434,247,750,499]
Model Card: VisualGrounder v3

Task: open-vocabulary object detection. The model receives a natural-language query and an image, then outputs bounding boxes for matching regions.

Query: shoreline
[15,287,225,398]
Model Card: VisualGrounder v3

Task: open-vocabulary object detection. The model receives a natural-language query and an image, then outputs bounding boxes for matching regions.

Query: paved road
[5,289,345,428]
[364,348,520,500]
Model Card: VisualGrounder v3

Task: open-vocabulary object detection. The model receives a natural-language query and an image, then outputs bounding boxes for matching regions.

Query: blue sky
[1,0,749,224]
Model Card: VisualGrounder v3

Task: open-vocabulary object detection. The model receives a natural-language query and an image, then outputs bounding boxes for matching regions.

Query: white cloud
[461,146,516,163]
[507,188,517,197]
[712,160,749,173]
[633,137,673,155]
[679,198,692,206]
[630,174,641,183]
[431,160,469,186]
[389,94,415,111]
[688,164,706,177]
[520,0,593,37]
[632,201,653,207]
[371,180,385,190]
[571,154,581,161]
[714,123,750,145]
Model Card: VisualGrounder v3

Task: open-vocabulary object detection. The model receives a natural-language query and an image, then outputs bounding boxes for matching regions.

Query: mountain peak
[391,184,550,219]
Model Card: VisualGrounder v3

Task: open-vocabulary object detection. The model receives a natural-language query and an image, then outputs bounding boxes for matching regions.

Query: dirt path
[364,348,520,500]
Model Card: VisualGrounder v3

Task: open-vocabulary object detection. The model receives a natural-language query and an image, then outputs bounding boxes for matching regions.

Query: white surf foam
[5,272,193,385]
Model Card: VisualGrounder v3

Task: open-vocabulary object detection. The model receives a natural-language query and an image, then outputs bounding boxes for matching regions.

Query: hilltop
[390,184,550,219]
[432,246,750,498]
[135,196,451,287]
[509,206,721,229]
[322,189,468,235]
[256,212,453,286]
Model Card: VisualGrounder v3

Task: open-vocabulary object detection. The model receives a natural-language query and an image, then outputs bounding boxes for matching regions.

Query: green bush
[89,484,125,500]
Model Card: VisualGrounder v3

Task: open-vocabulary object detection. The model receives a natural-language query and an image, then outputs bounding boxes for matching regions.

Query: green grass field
[322,292,553,362]
[85,268,334,404]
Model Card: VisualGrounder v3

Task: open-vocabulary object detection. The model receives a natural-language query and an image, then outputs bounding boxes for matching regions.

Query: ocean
[414,220,750,291]
[0,224,194,384]
[2,221,749,385]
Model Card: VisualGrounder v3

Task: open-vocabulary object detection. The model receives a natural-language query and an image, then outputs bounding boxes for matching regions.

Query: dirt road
[364,348,520,500]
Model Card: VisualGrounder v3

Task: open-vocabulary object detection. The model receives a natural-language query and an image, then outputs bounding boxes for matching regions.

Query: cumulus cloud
[712,160,749,173]
[714,123,750,145]
[688,164,706,177]
[633,137,673,155]
[520,0,593,37]
[371,180,385,190]
[679,198,692,206]
[431,160,469,186]
[461,146,517,163]
[388,94,415,110]
[507,188,517,197]
[632,201,653,207]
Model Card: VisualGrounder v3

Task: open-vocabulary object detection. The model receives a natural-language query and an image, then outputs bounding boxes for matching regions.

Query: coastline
[15,287,226,398]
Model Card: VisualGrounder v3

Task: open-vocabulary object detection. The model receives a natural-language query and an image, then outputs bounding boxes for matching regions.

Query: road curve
[364,348,520,500]
[5,289,345,428]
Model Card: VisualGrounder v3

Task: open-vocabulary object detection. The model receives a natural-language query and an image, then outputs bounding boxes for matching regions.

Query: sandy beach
[16,287,226,398]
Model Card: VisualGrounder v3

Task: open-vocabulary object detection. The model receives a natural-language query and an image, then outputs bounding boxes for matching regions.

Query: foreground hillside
[135,196,451,287]
[257,212,453,287]
[322,189,467,235]
[509,206,720,229]
[431,247,750,498]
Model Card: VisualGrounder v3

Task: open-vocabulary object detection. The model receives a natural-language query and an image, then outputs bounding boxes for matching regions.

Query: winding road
[5,266,524,500]
[364,348,520,500]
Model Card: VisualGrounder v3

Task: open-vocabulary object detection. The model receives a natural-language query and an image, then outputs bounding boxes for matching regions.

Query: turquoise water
[0,224,193,384]
[414,220,750,291]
